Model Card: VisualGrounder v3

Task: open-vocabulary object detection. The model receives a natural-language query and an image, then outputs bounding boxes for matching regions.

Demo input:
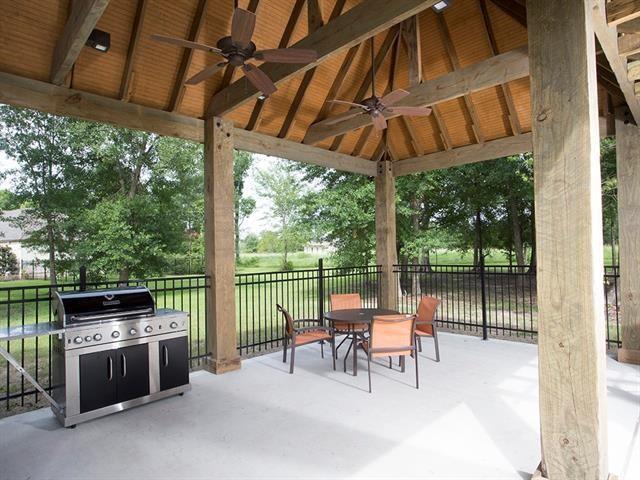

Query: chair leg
[433,328,440,362]
[400,355,406,373]
[343,336,353,373]
[418,335,423,353]
[415,348,419,389]
[283,338,287,363]
[388,356,392,369]
[321,340,324,359]
[367,353,372,393]
[331,333,336,371]
[289,344,296,374]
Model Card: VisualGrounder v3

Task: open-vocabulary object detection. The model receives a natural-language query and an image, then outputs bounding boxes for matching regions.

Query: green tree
[242,233,259,253]
[0,189,20,210]
[0,245,19,275]
[255,160,308,269]
[233,150,256,262]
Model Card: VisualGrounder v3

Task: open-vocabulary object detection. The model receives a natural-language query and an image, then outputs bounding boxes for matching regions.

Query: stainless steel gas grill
[51,286,190,427]
[0,286,190,428]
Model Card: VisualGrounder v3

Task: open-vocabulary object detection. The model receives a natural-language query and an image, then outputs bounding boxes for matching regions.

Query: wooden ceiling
[0,0,636,170]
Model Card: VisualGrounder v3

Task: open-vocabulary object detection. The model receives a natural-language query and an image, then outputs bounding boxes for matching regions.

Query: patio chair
[277,304,336,374]
[360,314,418,393]
[329,293,368,357]
[415,296,441,362]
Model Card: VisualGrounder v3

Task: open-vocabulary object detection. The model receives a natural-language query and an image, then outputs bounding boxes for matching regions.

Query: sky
[0,151,17,189]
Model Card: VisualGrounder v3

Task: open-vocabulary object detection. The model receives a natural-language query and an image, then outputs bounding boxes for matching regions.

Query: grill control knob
[170,322,178,329]
[84,335,92,342]
[94,333,102,341]
[111,331,120,339]
[129,328,137,336]
[73,336,83,344]
[144,326,153,333]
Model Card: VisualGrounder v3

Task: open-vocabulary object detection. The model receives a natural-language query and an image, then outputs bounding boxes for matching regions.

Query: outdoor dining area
[1,0,640,479]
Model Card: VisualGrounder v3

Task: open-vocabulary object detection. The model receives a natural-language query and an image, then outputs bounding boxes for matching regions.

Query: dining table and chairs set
[278,293,441,393]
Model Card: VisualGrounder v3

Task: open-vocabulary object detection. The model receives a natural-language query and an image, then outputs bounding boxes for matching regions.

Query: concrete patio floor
[0,332,638,480]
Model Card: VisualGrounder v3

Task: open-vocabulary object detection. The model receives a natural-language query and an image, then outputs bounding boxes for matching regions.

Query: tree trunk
[473,209,482,270]
[46,221,57,287]
[410,199,422,296]
[119,267,130,283]
[508,199,526,269]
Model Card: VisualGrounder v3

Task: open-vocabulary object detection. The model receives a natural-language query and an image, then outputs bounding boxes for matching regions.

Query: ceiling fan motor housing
[217,36,257,66]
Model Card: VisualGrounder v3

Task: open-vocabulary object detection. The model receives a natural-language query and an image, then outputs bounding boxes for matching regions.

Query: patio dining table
[324,308,400,376]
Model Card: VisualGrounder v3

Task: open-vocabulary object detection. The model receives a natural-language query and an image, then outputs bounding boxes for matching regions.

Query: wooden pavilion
[0,0,639,478]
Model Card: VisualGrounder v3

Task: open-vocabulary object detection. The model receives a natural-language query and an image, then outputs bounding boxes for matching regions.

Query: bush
[281,260,294,271]
[0,245,18,275]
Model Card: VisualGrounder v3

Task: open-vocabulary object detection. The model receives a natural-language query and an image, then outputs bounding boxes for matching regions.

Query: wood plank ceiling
[0,0,633,165]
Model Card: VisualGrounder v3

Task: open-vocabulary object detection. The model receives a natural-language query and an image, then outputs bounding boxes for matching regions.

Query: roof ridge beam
[206,0,439,117]
[303,45,530,145]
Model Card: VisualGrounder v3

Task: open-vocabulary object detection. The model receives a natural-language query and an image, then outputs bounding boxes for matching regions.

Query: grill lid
[54,286,155,326]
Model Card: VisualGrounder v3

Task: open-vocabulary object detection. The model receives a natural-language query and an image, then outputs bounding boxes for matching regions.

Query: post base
[205,356,241,374]
[617,347,640,365]
[532,462,618,479]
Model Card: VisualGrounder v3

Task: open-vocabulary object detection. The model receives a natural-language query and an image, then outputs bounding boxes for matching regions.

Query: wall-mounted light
[85,29,110,52]
[257,94,267,100]
[432,0,452,13]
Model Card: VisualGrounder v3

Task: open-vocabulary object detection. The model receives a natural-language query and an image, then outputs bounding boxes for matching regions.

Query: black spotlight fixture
[432,0,453,13]
[85,29,110,52]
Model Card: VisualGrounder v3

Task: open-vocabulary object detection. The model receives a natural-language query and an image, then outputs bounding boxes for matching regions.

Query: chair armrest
[294,326,334,334]
[293,319,322,325]
[416,320,435,325]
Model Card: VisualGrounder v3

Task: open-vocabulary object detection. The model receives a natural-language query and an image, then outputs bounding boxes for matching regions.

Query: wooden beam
[351,125,374,157]
[401,15,422,86]
[593,0,640,122]
[489,0,526,27]
[528,0,608,478]
[618,16,640,33]
[375,159,397,309]
[393,133,532,176]
[628,59,640,80]
[304,46,529,144]
[0,72,376,176]
[479,0,522,135]
[329,28,399,152]
[207,0,439,117]
[606,0,640,26]
[168,0,209,112]
[244,0,305,131]
[618,32,640,56]
[50,0,111,85]
[277,0,346,139]
[119,0,148,101]
[436,14,485,144]
[616,107,640,365]
[204,117,240,374]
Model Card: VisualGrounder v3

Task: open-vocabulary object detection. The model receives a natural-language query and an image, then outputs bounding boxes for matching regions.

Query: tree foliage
[0,245,18,275]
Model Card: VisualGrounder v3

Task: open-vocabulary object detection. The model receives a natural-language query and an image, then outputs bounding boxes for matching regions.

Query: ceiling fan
[321,38,432,131]
[151,8,318,97]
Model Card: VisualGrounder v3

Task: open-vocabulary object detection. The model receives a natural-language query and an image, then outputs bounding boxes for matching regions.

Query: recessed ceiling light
[432,0,452,13]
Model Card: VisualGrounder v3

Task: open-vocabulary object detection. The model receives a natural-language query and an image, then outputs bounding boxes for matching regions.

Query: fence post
[318,258,324,325]
[480,256,488,340]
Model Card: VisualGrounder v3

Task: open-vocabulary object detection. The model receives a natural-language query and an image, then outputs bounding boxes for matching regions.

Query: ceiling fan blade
[380,89,410,107]
[327,99,366,109]
[242,63,277,97]
[254,48,318,64]
[371,112,388,131]
[151,34,223,55]
[185,62,227,85]
[322,109,366,125]
[231,8,256,48]
[386,106,433,116]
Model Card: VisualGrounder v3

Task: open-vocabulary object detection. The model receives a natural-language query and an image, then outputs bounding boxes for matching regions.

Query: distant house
[0,209,46,278]
[303,242,335,255]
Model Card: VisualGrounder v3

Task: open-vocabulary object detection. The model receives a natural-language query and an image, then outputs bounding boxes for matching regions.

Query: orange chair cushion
[294,330,332,345]
[416,296,440,335]
[330,293,362,310]
[361,340,412,357]
[415,329,433,337]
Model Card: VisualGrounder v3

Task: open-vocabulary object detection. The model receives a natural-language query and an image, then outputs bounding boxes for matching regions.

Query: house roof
[0,209,28,242]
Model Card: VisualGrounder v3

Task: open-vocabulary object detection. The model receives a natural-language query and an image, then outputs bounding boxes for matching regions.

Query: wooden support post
[616,108,640,365]
[375,159,397,310]
[204,117,240,374]
[527,0,609,479]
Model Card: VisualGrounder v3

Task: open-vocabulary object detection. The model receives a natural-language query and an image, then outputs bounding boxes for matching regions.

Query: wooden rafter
[245,0,305,131]
[277,0,349,139]
[478,0,522,135]
[606,0,640,26]
[120,0,148,101]
[619,33,640,56]
[304,46,529,145]
[329,27,399,151]
[489,0,526,27]
[50,0,111,85]
[207,0,440,117]
[351,125,374,157]
[167,0,210,112]
[436,14,485,144]
[593,0,640,122]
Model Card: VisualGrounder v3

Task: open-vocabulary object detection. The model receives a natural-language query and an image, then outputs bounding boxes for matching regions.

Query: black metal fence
[395,264,622,348]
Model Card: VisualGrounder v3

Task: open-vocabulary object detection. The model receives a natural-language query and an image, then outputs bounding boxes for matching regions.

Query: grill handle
[163,345,169,367]
[121,353,127,378]
[107,356,113,381]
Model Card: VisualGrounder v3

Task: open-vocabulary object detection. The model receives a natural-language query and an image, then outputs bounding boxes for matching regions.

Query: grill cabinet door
[159,337,189,391]
[79,350,117,413]
[116,344,150,402]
